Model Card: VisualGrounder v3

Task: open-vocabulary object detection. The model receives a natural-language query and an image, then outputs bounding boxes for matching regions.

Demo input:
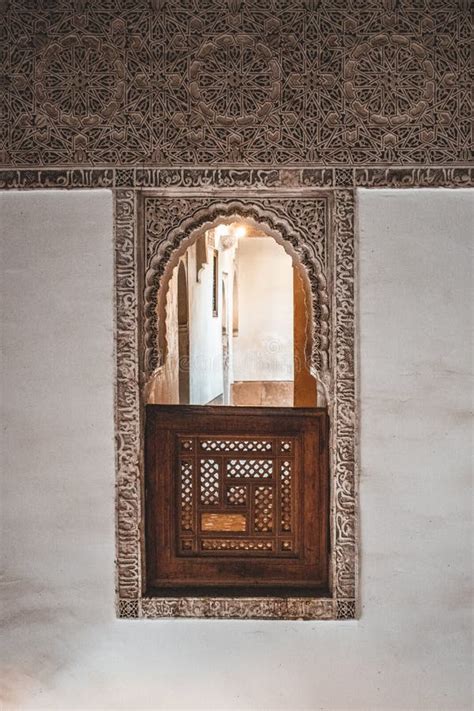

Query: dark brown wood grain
[145,405,329,597]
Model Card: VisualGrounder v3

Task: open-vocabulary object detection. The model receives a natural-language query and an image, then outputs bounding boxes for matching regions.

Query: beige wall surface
[233,236,294,382]
[0,189,472,710]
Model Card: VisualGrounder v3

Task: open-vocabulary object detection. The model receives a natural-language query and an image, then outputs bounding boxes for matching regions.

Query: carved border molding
[115,189,142,601]
[114,187,357,620]
[1,166,472,190]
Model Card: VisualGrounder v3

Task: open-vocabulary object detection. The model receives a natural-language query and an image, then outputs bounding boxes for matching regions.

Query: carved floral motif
[35,35,125,130]
[344,34,435,130]
[190,35,280,130]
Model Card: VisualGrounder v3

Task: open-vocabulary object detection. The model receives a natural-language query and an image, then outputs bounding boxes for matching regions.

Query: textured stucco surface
[0,189,472,710]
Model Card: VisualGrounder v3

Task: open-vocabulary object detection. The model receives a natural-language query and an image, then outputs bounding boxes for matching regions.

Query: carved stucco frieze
[1,0,471,167]
[114,189,142,600]
[119,596,336,621]
[0,166,471,191]
[332,190,357,604]
[139,597,335,620]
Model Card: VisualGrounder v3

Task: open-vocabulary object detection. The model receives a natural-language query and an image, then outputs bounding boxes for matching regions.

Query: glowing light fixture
[234,224,247,239]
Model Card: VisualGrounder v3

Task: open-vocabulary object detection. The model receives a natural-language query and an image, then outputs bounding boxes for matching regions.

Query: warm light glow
[234,224,247,239]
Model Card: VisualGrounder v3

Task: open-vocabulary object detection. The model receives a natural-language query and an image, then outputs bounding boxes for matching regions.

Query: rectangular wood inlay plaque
[201,513,246,532]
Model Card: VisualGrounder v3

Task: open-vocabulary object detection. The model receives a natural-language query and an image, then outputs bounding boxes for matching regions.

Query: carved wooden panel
[1,0,471,168]
[146,405,329,595]
[178,434,297,554]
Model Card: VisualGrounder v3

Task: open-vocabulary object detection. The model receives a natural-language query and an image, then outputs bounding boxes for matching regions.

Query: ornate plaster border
[0,165,472,191]
[114,186,357,620]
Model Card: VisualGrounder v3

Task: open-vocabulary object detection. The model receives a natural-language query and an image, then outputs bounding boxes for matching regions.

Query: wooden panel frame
[145,405,329,596]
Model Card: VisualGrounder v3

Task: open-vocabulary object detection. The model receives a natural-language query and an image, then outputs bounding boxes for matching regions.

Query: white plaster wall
[188,242,222,405]
[233,236,293,382]
[188,239,235,405]
[1,188,472,710]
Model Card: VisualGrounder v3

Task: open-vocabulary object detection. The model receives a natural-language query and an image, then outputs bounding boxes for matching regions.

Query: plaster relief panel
[1,0,470,168]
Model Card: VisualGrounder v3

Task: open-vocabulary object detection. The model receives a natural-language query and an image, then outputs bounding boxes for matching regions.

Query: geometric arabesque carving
[1,0,471,168]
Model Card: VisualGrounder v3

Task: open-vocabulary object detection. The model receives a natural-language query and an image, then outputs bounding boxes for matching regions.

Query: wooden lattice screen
[145,405,329,596]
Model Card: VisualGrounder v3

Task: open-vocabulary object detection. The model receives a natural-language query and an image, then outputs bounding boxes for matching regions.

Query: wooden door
[145,405,329,596]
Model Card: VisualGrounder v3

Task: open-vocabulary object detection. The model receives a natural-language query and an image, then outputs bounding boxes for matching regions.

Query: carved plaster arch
[115,189,356,619]
[143,200,330,394]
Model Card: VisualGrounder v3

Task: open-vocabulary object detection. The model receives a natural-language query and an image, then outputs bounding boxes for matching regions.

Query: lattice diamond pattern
[199,459,220,505]
[201,439,273,453]
[177,436,296,559]
[226,485,247,506]
[202,539,273,552]
[181,438,193,452]
[254,486,273,533]
[180,460,193,532]
[226,459,273,479]
[280,460,292,533]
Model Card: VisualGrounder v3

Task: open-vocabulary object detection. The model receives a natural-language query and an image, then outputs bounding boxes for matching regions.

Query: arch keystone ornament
[114,187,358,620]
